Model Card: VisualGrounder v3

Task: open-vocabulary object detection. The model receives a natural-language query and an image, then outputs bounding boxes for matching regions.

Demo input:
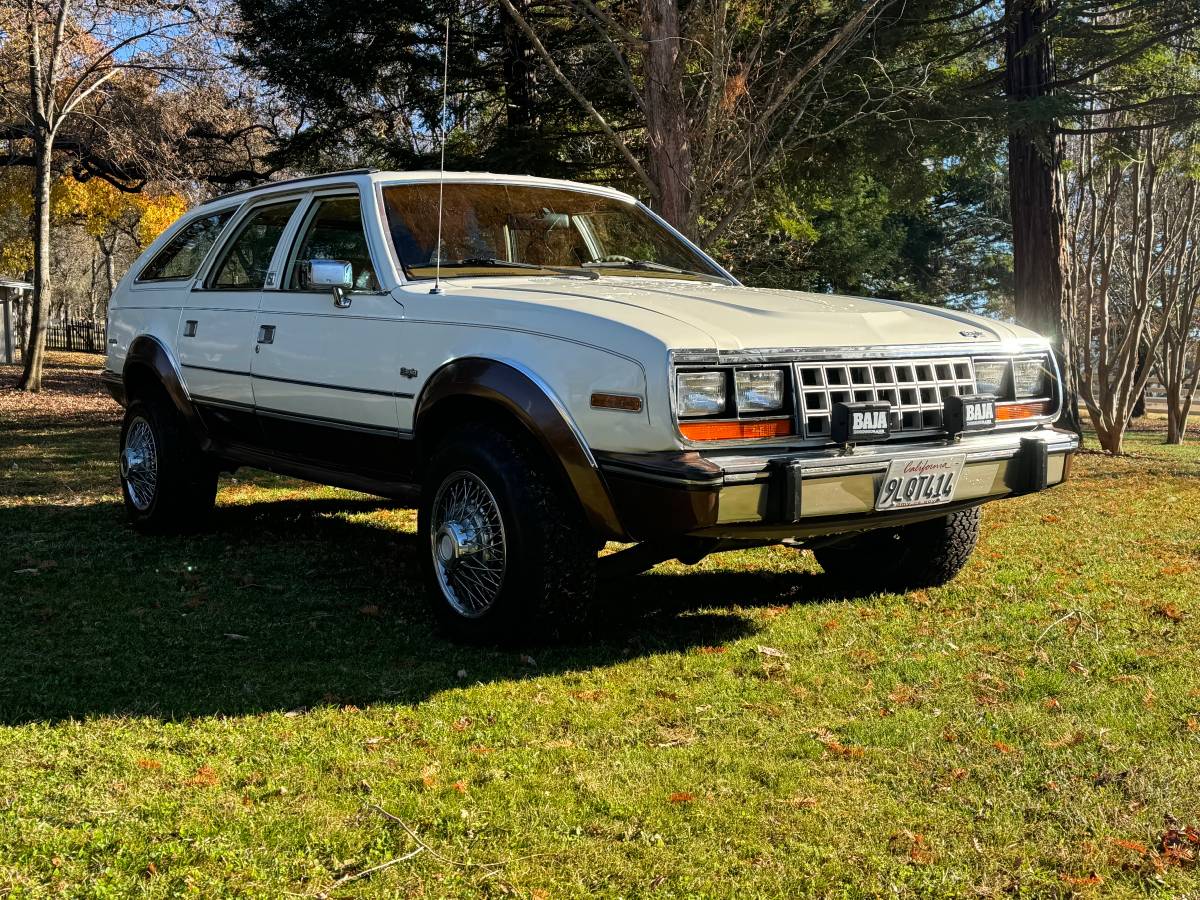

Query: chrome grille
[796,357,977,438]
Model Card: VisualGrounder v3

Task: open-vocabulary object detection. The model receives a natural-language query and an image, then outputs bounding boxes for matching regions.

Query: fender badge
[399,367,419,379]
[959,329,986,338]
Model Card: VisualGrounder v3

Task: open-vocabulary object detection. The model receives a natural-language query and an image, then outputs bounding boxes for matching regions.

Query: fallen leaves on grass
[1160,825,1199,868]
[135,759,161,770]
[1109,837,1148,856]
[1045,730,1086,749]
[992,740,1016,754]
[889,830,933,865]
[186,766,219,788]
[821,739,865,759]
[1153,602,1185,623]
[668,792,694,804]
[755,645,787,658]
[694,646,726,655]
[1059,872,1103,887]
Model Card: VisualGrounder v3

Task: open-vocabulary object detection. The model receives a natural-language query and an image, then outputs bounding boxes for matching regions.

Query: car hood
[445,276,1046,353]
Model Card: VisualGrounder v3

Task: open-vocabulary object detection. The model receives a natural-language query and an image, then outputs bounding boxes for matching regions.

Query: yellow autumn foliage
[0,171,186,278]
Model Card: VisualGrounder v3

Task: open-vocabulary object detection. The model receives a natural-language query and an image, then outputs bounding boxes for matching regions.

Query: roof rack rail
[209,168,380,203]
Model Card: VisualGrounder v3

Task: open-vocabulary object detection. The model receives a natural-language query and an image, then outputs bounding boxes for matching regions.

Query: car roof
[197,169,639,214]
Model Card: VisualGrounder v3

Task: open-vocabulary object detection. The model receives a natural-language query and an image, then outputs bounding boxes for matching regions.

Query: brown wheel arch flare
[415,357,626,541]
[121,335,209,444]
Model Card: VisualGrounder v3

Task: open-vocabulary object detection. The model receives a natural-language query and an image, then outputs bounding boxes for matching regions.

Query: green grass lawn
[1,353,1197,898]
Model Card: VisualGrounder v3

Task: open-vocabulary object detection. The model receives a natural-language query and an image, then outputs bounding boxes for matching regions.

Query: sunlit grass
[1,354,1197,897]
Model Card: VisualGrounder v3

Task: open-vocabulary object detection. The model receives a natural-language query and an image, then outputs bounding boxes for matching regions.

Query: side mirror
[298,259,354,307]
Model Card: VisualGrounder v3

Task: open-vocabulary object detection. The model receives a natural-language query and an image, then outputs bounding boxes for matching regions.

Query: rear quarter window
[138,209,234,282]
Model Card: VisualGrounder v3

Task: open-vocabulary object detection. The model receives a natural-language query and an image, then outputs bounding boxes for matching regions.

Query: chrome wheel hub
[122,417,158,511]
[430,471,506,617]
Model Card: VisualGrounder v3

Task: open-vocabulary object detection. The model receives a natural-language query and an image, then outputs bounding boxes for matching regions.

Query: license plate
[875,453,967,511]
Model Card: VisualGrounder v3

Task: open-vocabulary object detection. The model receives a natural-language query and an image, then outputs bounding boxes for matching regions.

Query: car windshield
[381,182,729,284]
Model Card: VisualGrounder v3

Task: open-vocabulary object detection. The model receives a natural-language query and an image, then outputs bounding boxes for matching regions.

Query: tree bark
[640,0,692,235]
[18,134,54,392]
[501,0,536,134]
[1005,0,1079,435]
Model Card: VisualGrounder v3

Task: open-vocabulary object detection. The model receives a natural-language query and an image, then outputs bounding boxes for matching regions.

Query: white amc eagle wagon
[104,169,1078,640]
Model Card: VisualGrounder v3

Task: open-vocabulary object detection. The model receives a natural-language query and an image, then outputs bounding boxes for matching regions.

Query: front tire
[119,396,217,533]
[418,423,596,643]
[812,507,981,594]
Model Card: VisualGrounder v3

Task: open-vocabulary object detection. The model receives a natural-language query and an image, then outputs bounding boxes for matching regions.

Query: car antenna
[430,18,450,295]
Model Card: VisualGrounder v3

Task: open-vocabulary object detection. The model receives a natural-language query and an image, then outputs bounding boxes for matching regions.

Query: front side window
[209,201,300,290]
[381,183,728,283]
[288,196,379,291]
[138,209,233,281]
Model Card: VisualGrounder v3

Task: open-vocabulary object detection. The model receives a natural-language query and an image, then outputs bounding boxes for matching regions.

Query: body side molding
[415,357,626,540]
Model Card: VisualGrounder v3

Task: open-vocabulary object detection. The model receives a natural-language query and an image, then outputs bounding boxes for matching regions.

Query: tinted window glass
[288,196,379,291]
[138,209,233,281]
[381,183,727,283]
[210,201,299,290]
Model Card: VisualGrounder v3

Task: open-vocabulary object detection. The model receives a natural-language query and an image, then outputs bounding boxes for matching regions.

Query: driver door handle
[257,324,276,344]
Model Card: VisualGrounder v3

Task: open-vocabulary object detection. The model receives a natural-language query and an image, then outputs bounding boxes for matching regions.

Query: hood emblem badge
[959,329,986,339]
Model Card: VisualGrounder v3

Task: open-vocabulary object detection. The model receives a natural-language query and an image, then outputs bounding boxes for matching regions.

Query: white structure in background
[0,279,33,365]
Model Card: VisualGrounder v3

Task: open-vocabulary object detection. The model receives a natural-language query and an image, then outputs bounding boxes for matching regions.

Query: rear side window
[138,209,233,281]
[209,201,300,290]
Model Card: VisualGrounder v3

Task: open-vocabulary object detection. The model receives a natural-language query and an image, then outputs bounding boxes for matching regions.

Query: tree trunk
[640,0,692,235]
[501,0,536,135]
[1129,343,1147,422]
[1005,0,1079,435]
[102,235,117,305]
[18,135,53,393]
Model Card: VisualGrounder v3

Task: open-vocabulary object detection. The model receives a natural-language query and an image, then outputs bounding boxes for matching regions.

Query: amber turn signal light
[680,418,793,441]
[590,392,643,412]
[996,400,1051,421]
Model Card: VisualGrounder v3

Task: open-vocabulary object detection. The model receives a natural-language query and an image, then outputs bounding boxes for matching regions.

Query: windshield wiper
[582,258,709,277]
[456,257,598,279]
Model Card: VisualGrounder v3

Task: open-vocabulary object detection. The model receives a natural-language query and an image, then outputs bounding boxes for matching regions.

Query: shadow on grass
[0,495,843,724]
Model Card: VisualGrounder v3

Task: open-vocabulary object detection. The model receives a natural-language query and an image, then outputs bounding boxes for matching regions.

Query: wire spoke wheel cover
[121,417,159,511]
[430,470,507,617]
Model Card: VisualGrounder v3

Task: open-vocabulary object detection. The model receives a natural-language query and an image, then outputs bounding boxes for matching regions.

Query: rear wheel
[812,507,981,594]
[419,423,596,642]
[120,396,217,533]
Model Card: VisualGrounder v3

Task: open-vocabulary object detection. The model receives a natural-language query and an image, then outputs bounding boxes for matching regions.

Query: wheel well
[418,395,542,462]
[419,394,584,490]
[122,361,171,406]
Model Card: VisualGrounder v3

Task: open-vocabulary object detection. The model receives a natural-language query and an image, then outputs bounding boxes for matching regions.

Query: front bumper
[597,426,1078,542]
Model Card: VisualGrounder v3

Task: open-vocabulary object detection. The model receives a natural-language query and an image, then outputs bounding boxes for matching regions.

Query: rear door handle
[256,325,276,344]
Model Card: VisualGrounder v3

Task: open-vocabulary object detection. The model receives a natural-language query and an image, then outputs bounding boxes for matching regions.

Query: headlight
[676,371,727,417]
[734,369,785,412]
[1013,357,1049,398]
[974,360,1008,398]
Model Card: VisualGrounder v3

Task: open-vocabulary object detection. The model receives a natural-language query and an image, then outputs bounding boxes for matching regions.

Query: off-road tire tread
[813,507,980,594]
[121,397,217,534]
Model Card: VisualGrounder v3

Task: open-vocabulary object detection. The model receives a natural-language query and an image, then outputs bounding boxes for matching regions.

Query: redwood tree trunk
[1005,0,1079,434]
[18,134,53,393]
[640,0,692,235]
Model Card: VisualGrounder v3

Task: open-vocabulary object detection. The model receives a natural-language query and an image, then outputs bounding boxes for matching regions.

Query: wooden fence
[45,318,107,354]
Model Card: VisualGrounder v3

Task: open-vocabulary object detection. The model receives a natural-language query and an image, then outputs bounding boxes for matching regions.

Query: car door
[177,198,302,446]
[250,191,410,476]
